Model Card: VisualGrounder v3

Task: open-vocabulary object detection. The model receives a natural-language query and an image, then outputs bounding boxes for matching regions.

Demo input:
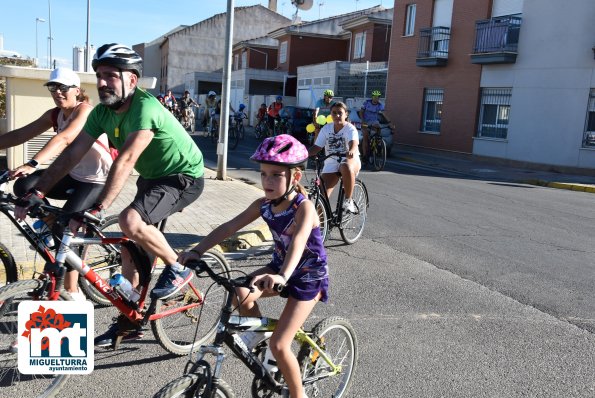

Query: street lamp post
[35,17,46,67]
[48,0,53,69]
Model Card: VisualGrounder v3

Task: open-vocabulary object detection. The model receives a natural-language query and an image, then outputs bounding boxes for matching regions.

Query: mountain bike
[273,116,291,137]
[362,123,387,171]
[0,204,231,397]
[254,118,268,139]
[307,152,369,244]
[154,259,358,398]
[228,116,240,150]
[182,104,197,134]
[0,171,121,307]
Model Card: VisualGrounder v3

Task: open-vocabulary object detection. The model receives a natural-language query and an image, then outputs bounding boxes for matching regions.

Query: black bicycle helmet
[92,43,143,76]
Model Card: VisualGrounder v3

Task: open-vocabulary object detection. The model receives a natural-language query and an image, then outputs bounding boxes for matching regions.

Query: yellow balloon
[326,114,333,124]
[316,115,327,125]
[306,123,316,133]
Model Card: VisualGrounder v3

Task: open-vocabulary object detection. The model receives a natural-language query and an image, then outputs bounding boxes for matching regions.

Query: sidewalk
[393,147,595,194]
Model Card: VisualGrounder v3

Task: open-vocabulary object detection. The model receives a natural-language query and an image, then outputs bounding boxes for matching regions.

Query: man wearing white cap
[0,67,113,299]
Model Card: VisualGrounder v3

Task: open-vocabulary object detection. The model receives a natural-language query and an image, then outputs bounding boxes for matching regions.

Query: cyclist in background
[178,134,328,398]
[179,90,199,127]
[267,95,284,136]
[312,89,335,142]
[203,91,217,131]
[308,101,360,213]
[358,90,392,165]
[0,67,112,300]
[14,44,205,346]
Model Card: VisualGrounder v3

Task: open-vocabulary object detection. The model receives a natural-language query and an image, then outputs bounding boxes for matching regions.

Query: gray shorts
[130,174,204,225]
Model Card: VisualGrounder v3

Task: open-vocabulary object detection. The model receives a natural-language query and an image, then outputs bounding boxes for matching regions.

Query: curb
[521,179,595,194]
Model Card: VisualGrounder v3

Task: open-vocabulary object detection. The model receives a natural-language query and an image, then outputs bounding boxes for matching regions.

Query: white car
[348,107,394,156]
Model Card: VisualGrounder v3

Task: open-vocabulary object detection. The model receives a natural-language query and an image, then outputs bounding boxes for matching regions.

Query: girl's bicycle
[0,204,231,398]
[0,171,121,307]
[307,152,369,244]
[254,118,268,139]
[154,259,358,398]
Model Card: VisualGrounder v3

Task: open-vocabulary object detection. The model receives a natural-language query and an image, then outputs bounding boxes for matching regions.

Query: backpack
[50,106,118,161]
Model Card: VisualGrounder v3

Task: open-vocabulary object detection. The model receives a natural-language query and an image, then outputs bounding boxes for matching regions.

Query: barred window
[583,89,595,147]
[477,88,512,139]
[421,88,443,133]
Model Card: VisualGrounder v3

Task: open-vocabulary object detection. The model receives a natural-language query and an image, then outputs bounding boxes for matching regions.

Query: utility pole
[85,0,91,72]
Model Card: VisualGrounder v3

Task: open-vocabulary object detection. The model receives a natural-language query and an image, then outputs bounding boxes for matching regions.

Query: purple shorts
[282,276,329,303]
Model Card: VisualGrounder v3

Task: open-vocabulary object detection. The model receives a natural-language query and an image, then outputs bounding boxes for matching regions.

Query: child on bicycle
[308,101,361,213]
[178,134,328,398]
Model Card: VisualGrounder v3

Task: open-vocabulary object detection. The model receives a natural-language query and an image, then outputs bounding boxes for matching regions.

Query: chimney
[268,0,277,13]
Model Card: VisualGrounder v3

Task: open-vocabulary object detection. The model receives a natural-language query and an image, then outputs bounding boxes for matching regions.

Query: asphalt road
[13,130,595,397]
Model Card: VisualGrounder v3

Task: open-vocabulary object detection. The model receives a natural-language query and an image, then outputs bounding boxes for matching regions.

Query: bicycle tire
[78,215,122,307]
[371,136,387,171]
[228,125,239,150]
[314,194,329,243]
[0,241,18,288]
[151,249,232,355]
[190,115,196,134]
[0,279,72,398]
[154,374,235,398]
[211,123,218,143]
[238,123,245,140]
[297,316,358,398]
[339,179,369,244]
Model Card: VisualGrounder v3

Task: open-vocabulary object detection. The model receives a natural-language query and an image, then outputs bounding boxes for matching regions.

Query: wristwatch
[26,159,39,169]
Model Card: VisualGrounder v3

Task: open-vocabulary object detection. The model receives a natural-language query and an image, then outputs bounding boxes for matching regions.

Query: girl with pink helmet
[179,134,328,398]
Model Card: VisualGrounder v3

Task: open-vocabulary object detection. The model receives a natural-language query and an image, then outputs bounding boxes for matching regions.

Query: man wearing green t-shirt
[15,44,205,346]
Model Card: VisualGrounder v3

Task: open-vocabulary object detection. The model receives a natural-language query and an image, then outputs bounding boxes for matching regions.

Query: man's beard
[98,88,122,107]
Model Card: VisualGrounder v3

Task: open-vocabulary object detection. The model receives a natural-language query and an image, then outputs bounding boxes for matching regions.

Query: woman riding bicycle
[0,67,112,299]
[308,101,361,213]
[178,134,328,398]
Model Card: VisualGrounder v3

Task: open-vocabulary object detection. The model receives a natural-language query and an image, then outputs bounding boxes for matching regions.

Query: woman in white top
[308,101,361,213]
[0,67,112,297]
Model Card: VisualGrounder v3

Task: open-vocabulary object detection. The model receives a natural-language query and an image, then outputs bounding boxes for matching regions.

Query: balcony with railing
[471,15,522,64]
[416,26,450,67]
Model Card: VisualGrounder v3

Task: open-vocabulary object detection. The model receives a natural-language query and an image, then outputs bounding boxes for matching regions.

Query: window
[353,32,366,59]
[279,41,288,64]
[405,4,416,36]
[241,51,247,69]
[583,89,595,147]
[477,88,512,139]
[421,88,443,133]
[233,54,239,71]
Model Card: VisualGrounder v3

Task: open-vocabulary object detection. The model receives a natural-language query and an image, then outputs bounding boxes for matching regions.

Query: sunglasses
[47,84,76,93]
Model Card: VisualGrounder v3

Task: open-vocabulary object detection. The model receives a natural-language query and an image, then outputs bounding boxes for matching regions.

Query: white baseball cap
[44,67,80,87]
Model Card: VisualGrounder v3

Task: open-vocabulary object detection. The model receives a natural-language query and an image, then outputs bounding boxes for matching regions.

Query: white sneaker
[342,198,356,213]
[69,292,87,302]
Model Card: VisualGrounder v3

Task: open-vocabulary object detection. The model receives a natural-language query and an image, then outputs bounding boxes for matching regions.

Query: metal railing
[472,15,522,54]
[417,26,451,59]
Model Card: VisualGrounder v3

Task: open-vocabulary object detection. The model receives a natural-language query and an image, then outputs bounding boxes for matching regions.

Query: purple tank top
[261,193,328,282]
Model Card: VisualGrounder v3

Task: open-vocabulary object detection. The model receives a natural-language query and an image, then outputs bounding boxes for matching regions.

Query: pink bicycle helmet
[251,134,309,167]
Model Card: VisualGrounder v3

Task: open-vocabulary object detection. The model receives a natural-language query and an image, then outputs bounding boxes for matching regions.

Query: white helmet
[208,91,216,97]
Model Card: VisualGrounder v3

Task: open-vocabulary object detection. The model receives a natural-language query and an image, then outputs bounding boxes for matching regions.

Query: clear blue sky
[2,0,389,69]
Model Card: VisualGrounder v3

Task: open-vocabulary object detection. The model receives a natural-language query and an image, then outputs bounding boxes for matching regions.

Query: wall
[286,35,350,75]
[473,0,595,169]
[387,0,489,153]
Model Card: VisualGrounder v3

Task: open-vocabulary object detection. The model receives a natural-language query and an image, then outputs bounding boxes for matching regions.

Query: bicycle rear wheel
[371,136,387,171]
[0,280,72,398]
[339,179,369,244]
[78,215,122,306]
[151,249,231,355]
[154,373,235,398]
[297,316,358,398]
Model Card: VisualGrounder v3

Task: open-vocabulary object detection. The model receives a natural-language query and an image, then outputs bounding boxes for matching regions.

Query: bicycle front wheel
[297,316,358,398]
[78,215,122,306]
[371,136,387,171]
[238,124,245,140]
[154,374,235,398]
[0,241,17,288]
[151,249,231,355]
[339,179,369,244]
[0,280,72,398]
[228,126,239,150]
